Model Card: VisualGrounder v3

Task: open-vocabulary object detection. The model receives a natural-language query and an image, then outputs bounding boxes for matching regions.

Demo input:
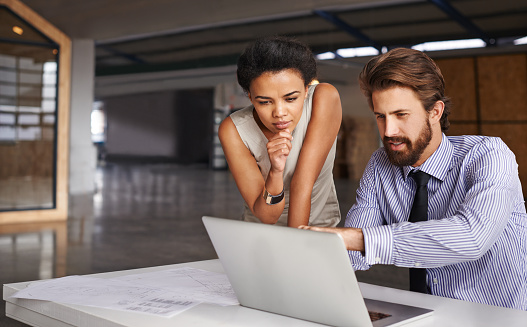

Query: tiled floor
[1,163,408,326]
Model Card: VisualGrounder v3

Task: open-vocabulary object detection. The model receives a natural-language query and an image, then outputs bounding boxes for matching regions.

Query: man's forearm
[297,226,365,252]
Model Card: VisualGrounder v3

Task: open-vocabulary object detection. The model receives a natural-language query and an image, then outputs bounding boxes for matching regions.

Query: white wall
[95,66,238,98]
[93,59,379,173]
[95,61,373,119]
[333,82,372,118]
[103,91,177,157]
[318,61,372,118]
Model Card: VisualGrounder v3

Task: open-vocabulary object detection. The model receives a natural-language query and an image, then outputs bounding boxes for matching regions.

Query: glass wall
[0,6,59,211]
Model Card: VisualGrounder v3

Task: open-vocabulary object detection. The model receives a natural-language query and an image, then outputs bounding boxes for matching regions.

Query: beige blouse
[229,84,341,227]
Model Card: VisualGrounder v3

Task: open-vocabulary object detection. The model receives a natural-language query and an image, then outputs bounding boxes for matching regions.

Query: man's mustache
[383,136,410,144]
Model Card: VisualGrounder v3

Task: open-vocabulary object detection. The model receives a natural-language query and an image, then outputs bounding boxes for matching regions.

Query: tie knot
[409,170,431,186]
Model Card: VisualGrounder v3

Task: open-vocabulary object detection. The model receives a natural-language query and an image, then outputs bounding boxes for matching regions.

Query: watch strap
[263,188,285,205]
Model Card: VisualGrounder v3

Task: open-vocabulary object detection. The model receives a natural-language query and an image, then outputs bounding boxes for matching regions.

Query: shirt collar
[403,133,453,182]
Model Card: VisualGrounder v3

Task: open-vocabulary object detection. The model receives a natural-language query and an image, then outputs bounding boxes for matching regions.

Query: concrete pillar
[69,39,97,197]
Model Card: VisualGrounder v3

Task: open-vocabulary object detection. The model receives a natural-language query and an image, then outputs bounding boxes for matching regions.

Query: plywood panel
[481,124,527,197]
[436,57,477,121]
[477,54,527,121]
[445,123,479,136]
[0,141,53,178]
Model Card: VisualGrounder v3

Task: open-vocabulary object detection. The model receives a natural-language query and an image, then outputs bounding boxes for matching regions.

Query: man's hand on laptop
[298,226,365,252]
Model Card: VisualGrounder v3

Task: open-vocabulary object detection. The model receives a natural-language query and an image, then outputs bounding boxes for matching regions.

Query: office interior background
[1,0,526,325]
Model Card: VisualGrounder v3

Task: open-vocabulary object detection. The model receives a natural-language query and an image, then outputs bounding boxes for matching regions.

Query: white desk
[4,259,527,327]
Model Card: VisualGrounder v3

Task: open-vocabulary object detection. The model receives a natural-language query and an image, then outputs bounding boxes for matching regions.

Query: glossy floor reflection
[1,163,408,326]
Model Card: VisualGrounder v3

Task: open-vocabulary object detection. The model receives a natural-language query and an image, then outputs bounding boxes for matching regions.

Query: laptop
[202,216,433,327]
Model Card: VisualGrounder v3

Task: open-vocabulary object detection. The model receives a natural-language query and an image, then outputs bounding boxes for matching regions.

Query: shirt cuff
[348,251,370,271]
[362,225,394,265]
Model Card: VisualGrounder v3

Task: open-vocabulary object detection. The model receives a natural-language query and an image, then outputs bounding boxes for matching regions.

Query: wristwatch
[263,188,285,205]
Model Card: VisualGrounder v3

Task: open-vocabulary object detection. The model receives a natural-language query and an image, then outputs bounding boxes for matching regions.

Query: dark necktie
[408,170,431,293]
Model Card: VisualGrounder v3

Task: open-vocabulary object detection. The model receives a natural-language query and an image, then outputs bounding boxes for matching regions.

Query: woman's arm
[218,117,290,224]
[287,83,342,227]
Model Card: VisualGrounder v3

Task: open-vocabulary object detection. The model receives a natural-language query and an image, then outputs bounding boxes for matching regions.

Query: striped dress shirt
[346,134,527,311]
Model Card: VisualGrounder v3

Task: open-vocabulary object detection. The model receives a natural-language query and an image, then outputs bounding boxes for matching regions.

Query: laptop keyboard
[368,311,391,322]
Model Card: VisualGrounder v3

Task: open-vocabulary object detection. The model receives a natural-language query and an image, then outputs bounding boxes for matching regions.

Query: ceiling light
[12,26,23,35]
[514,36,527,45]
[336,47,379,58]
[316,52,336,60]
[412,39,486,52]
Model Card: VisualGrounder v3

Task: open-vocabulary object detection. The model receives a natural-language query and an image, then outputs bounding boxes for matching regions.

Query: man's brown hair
[358,48,451,131]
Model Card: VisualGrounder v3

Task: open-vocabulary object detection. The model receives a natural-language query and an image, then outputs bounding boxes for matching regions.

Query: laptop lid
[202,216,432,327]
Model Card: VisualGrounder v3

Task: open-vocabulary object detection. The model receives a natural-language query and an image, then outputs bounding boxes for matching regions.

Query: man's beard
[383,120,432,167]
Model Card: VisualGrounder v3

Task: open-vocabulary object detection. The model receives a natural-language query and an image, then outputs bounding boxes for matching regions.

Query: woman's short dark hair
[237,36,317,93]
[358,48,451,132]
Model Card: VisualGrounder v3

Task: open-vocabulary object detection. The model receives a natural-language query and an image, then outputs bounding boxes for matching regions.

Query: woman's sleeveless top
[229,84,341,227]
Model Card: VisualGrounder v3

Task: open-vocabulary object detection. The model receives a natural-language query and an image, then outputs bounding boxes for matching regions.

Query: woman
[219,36,342,227]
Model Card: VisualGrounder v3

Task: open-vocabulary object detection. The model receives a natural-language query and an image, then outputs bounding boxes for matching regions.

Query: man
[300,48,527,311]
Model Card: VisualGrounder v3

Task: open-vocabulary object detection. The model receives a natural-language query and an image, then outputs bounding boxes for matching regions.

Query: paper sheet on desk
[114,267,238,306]
[10,267,239,317]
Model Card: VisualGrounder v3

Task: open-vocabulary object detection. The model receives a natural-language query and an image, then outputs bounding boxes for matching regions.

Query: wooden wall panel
[481,124,527,192]
[436,57,477,121]
[477,54,527,121]
[445,123,479,136]
[438,54,527,197]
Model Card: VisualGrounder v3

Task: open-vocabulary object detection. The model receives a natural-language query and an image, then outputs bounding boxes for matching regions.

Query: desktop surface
[4,259,527,327]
